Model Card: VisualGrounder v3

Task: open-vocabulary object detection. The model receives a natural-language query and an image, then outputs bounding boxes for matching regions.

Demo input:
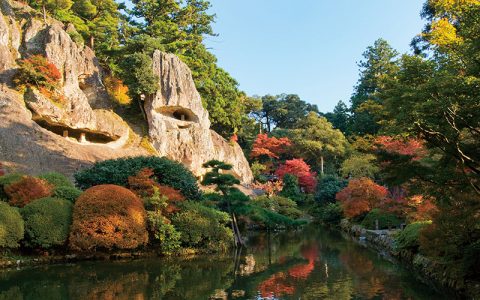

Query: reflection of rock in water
[239,254,256,276]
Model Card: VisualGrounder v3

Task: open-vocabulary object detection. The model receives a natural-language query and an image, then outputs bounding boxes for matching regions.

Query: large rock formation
[146,51,253,182]
[0,0,252,183]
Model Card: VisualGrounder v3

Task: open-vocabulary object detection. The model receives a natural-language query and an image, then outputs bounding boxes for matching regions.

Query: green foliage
[314,175,347,205]
[201,160,239,196]
[349,38,399,136]
[361,209,402,230]
[0,173,23,200]
[291,112,348,173]
[0,202,24,248]
[147,211,181,254]
[251,195,303,219]
[251,162,267,180]
[247,204,305,229]
[395,221,431,252]
[53,186,82,203]
[38,172,74,188]
[171,201,232,252]
[279,174,303,203]
[323,100,351,135]
[119,52,159,99]
[74,156,201,200]
[340,153,379,178]
[21,197,73,249]
[315,202,344,225]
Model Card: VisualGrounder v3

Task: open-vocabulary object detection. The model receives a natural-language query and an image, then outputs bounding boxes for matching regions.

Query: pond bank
[339,220,480,299]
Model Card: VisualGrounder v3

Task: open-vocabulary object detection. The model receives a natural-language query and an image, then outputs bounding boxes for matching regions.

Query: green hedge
[361,209,402,230]
[21,197,73,248]
[74,156,201,200]
[171,201,232,252]
[38,172,74,188]
[0,201,24,248]
[395,221,431,251]
[53,186,82,203]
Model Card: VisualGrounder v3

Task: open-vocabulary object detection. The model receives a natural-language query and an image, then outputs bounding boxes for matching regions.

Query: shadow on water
[0,225,454,300]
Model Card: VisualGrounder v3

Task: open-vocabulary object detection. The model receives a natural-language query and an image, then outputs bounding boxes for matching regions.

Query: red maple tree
[375,136,426,160]
[275,158,317,193]
[250,133,292,159]
[335,178,388,218]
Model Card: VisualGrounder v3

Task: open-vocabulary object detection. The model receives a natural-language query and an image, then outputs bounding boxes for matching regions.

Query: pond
[0,226,452,299]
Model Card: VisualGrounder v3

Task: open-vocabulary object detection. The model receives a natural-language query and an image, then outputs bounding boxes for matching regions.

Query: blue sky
[204,1,426,112]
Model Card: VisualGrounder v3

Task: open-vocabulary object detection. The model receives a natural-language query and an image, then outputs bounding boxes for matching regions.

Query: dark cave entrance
[34,119,117,143]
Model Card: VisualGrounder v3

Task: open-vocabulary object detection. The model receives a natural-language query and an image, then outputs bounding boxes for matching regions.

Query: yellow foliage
[425,18,463,47]
[429,0,479,14]
[140,136,158,155]
[104,75,131,105]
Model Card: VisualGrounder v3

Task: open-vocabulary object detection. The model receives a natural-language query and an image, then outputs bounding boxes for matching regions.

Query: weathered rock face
[0,0,143,175]
[0,1,253,183]
[145,50,253,182]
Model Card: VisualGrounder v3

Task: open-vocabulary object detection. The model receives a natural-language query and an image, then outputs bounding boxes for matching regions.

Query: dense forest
[0,0,478,295]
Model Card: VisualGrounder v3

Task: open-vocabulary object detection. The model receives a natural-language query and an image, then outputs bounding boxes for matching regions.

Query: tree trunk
[89,36,94,49]
[320,155,324,175]
[42,5,47,24]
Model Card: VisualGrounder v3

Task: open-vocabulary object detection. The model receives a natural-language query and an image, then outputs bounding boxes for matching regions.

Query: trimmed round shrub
[74,156,201,200]
[0,202,24,248]
[171,201,232,252]
[53,186,82,203]
[4,176,53,207]
[395,221,431,252]
[21,197,72,248]
[69,185,148,251]
[38,172,74,188]
[361,209,402,230]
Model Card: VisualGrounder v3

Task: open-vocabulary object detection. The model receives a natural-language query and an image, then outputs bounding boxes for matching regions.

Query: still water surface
[0,226,451,299]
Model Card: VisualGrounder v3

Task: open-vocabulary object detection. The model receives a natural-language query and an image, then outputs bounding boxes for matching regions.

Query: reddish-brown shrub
[69,184,148,251]
[157,185,185,214]
[128,168,156,198]
[335,178,388,218]
[14,55,61,90]
[4,176,53,207]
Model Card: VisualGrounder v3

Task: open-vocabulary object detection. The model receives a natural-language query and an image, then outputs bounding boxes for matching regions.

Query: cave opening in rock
[156,106,199,124]
[34,119,117,144]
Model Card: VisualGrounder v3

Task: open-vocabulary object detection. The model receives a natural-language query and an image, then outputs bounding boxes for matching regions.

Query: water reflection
[0,226,451,300]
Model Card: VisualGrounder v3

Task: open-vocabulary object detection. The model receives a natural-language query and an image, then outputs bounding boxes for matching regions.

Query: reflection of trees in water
[0,227,451,300]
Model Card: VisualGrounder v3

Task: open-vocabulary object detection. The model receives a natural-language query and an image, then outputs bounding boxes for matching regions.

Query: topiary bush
[361,209,402,230]
[0,201,24,248]
[74,156,201,200]
[53,186,82,203]
[69,185,148,251]
[395,221,431,252]
[4,176,54,207]
[171,201,232,252]
[21,197,73,249]
[38,172,74,188]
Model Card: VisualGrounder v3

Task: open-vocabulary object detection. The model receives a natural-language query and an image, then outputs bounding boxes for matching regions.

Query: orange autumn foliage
[375,136,426,160]
[250,133,292,159]
[157,185,185,214]
[104,75,131,105]
[128,168,185,214]
[4,176,53,207]
[258,272,296,297]
[336,178,388,218]
[69,184,148,251]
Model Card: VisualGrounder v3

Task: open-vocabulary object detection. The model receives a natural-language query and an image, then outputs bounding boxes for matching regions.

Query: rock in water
[0,0,252,183]
[146,50,253,182]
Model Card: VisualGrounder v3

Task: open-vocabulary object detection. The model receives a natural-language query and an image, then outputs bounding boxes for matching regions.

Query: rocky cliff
[0,0,252,183]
